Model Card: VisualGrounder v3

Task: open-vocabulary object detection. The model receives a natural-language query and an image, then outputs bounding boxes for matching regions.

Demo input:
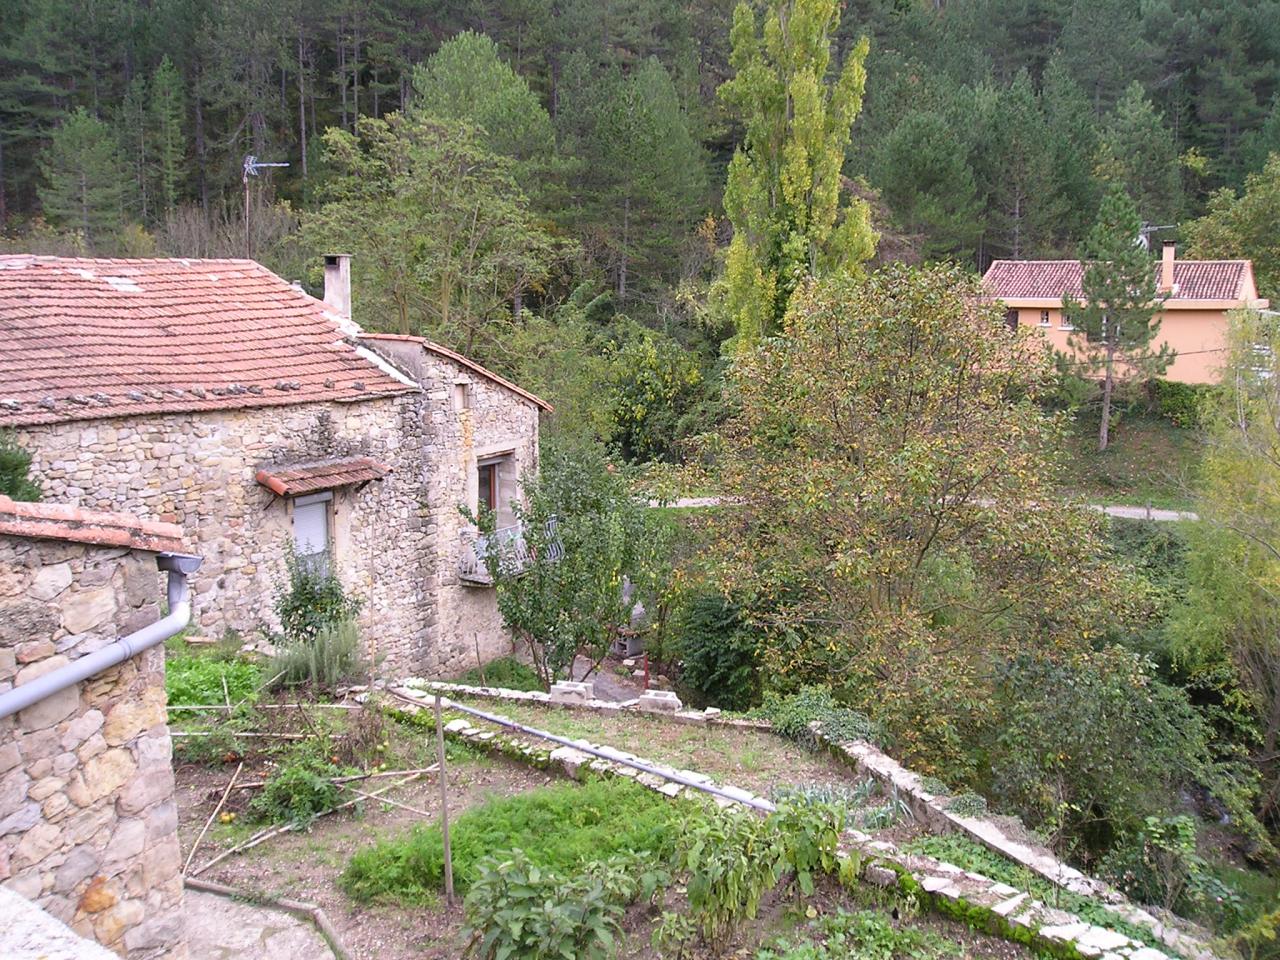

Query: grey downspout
[0,552,203,721]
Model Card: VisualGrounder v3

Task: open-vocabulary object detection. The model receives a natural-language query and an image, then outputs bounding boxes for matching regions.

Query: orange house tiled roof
[984,259,1256,303]
[255,456,391,497]
[0,495,185,553]
[0,256,417,427]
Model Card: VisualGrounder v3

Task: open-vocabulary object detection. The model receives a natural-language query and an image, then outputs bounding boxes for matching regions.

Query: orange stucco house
[983,244,1270,383]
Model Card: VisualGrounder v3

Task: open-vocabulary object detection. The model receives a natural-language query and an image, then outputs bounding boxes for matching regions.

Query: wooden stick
[184,760,243,876]
[335,782,433,818]
[435,693,455,905]
[190,770,433,877]
[230,766,440,791]
[171,731,321,740]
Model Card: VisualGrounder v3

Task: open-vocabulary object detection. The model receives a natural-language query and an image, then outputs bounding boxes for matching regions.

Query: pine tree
[1062,188,1172,451]
[1096,83,1183,225]
[149,56,186,218]
[717,0,876,346]
[37,107,127,248]
[119,72,150,222]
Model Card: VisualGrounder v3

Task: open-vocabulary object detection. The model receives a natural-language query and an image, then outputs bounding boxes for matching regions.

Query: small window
[478,462,498,514]
[292,491,332,574]
[1039,310,1051,327]
[453,380,472,412]
[1059,314,1074,331]
[1004,308,1019,332]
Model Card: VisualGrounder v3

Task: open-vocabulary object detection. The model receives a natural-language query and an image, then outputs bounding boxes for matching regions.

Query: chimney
[323,254,352,319]
[1160,242,1176,294]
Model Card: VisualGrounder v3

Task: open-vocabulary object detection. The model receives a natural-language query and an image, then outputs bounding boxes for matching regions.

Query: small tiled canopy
[255,456,391,497]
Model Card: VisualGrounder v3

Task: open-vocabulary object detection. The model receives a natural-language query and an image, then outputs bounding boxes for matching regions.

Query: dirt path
[571,654,644,701]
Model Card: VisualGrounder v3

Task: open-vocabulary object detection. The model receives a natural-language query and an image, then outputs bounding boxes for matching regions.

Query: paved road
[660,497,1198,522]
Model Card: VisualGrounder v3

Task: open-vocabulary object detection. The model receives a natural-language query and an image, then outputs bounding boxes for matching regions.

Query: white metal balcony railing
[459,518,562,583]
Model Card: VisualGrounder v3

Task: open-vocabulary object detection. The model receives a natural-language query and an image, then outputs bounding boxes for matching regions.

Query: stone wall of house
[16,395,444,675]
[18,364,542,678]
[0,536,185,959]
[363,341,543,676]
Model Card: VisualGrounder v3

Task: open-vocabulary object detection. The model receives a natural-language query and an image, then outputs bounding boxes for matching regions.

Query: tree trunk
[298,34,307,177]
[194,74,209,214]
[1099,344,1115,452]
[618,195,629,303]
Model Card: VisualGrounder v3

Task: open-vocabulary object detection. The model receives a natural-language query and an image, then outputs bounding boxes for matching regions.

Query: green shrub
[248,751,348,825]
[166,655,261,712]
[341,779,678,903]
[676,592,761,710]
[463,850,660,960]
[458,656,542,692]
[275,549,363,644]
[274,617,365,690]
[0,430,40,501]
[1149,379,1219,428]
[755,686,879,748]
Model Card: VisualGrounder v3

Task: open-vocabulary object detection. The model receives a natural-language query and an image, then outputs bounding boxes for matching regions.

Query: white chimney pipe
[323,254,352,319]
[1161,243,1176,294]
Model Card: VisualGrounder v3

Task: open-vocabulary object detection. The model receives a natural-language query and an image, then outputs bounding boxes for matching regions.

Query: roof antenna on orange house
[241,155,290,259]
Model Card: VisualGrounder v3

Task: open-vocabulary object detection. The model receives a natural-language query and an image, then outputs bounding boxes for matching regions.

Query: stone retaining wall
[0,535,185,959]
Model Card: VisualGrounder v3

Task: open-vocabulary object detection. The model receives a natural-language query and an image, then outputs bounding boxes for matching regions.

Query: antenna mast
[242,155,291,258]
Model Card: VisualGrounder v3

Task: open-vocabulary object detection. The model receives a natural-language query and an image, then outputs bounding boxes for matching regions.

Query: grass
[456,655,542,691]
[1057,413,1200,510]
[339,778,680,903]
[447,696,847,796]
[166,654,261,714]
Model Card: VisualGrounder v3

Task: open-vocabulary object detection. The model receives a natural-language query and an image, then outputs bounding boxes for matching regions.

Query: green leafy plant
[756,908,963,960]
[773,800,845,896]
[755,686,879,748]
[675,803,785,947]
[946,793,988,818]
[462,850,627,960]
[166,654,261,713]
[342,779,677,903]
[274,548,363,644]
[248,750,349,825]
[274,617,365,690]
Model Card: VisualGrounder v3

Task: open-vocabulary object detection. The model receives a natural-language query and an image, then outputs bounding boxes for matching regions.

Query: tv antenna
[1137,223,1176,250]
[242,155,290,257]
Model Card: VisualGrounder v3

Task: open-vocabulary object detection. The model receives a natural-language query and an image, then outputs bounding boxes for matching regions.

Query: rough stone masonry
[0,526,186,960]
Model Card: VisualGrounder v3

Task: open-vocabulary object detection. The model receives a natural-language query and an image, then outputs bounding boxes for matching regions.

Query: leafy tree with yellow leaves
[717,0,876,347]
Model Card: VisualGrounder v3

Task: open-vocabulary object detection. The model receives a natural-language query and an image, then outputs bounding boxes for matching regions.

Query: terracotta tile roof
[255,456,391,497]
[983,259,1251,302]
[0,495,185,553]
[0,255,418,427]
[360,333,552,411]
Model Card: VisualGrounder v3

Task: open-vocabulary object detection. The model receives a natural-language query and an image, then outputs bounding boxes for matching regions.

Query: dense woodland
[4,0,1279,303]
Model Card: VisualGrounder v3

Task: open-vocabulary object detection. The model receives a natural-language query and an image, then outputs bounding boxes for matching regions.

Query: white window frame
[1039,310,1051,327]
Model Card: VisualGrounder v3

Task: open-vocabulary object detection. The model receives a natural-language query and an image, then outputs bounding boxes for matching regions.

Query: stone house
[984,244,1271,383]
[0,495,189,959]
[0,254,549,677]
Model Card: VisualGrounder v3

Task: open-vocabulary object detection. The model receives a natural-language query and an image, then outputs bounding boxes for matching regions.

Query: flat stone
[1128,948,1168,960]
[60,587,117,635]
[184,889,334,959]
[1076,928,1134,952]
[14,657,80,731]
[0,885,119,960]
[29,563,73,602]
[992,893,1029,917]
[1039,922,1091,942]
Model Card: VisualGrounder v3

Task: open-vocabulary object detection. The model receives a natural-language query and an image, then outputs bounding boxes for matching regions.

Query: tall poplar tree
[1062,188,1172,451]
[717,0,876,346]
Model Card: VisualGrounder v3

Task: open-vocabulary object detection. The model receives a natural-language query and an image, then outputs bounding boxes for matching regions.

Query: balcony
[459,519,562,584]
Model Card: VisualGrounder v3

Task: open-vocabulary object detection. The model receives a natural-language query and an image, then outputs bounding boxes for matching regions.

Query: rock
[116,767,172,815]
[1075,928,1134,953]
[14,820,61,868]
[636,690,682,713]
[54,847,101,894]
[78,876,118,914]
[0,599,58,646]
[0,802,40,837]
[79,748,136,804]
[14,657,80,731]
[102,691,165,746]
[60,710,104,752]
[29,563,73,601]
[60,587,117,635]
[16,640,55,664]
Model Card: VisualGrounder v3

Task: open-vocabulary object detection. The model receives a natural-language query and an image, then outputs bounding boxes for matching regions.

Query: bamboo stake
[229,766,440,791]
[435,693,454,905]
[172,731,317,740]
[167,703,362,712]
[335,782,433,818]
[184,760,243,876]
[190,769,433,877]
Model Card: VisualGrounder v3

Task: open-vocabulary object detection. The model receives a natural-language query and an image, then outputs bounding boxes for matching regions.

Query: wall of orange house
[1013,306,1232,384]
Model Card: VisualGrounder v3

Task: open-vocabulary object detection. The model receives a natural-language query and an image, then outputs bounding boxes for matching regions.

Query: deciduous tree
[1184,153,1280,301]
[717,0,876,346]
